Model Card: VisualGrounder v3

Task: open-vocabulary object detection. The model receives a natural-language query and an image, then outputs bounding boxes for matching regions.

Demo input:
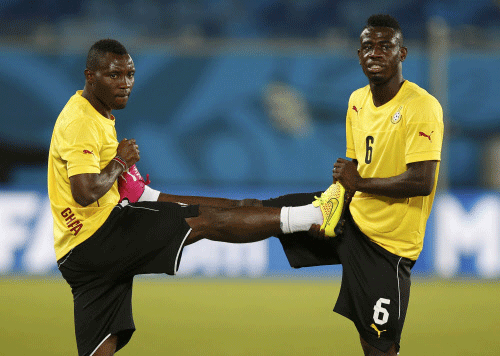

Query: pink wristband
[113,156,127,172]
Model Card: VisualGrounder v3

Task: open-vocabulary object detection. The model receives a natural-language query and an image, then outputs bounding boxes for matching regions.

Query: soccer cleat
[118,164,151,203]
[312,182,346,238]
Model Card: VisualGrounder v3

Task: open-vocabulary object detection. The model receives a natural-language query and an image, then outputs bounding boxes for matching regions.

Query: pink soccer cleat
[118,164,151,203]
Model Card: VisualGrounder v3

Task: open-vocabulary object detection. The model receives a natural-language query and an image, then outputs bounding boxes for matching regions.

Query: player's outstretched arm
[157,193,262,208]
[119,160,265,207]
[333,158,437,199]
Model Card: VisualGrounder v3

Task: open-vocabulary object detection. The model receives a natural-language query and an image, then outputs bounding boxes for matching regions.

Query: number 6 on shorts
[373,298,390,325]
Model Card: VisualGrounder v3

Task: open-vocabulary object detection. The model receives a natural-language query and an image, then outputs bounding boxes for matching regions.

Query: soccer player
[47,39,341,356]
[261,14,443,355]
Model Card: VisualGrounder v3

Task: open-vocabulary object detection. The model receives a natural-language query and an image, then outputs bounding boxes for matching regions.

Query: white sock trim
[280,207,292,234]
[281,204,322,234]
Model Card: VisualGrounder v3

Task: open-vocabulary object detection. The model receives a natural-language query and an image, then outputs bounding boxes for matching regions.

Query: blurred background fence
[2,0,500,278]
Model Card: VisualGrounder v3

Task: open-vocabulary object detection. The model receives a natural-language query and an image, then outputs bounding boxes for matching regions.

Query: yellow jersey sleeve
[404,94,443,164]
[59,119,102,177]
[346,93,356,160]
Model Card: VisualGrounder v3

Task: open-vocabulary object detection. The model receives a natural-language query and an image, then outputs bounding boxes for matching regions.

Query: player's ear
[399,46,408,62]
[84,69,95,85]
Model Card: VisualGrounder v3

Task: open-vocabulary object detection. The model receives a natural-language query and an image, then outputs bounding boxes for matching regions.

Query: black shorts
[334,210,414,352]
[263,193,414,353]
[58,201,198,356]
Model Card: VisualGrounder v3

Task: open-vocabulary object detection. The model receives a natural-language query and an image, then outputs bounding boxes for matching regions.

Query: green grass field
[1,277,499,355]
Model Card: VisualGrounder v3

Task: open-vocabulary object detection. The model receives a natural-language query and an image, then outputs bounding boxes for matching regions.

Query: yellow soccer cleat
[312,182,346,238]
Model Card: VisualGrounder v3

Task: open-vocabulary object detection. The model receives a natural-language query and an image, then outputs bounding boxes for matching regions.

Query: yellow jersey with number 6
[346,80,443,260]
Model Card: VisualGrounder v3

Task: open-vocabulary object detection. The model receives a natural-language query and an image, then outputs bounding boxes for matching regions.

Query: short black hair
[86,39,128,71]
[364,14,404,46]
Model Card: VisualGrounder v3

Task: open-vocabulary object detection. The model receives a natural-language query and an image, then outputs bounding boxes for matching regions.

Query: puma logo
[352,105,362,113]
[370,324,387,338]
[419,131,434,142]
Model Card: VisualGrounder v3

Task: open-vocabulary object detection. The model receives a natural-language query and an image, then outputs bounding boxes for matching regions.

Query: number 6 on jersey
[365,136,374,164]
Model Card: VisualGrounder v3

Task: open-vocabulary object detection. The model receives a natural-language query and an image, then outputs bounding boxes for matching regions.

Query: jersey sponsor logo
[370,324,387,338]
[391,106,403,124]
[352,105,362,113]
[83,149,95,157]
[419,131,434,142]
[61,207,83,235]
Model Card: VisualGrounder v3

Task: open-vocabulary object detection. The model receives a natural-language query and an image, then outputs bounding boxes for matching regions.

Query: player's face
[358,27,406,85]
[90,53,135,110]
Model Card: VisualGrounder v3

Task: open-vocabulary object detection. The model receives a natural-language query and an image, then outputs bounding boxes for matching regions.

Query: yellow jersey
[346,81,443,260]
[48,91,120,260]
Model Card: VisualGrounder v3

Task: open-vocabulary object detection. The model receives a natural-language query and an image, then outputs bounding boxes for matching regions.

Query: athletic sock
[280,204,323,234]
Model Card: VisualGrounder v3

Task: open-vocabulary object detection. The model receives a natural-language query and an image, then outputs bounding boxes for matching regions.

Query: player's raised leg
[183,205,283,244]
[118,164,346,241]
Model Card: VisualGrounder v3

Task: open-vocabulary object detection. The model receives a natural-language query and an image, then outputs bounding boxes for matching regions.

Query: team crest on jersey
[391,106,403,124]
